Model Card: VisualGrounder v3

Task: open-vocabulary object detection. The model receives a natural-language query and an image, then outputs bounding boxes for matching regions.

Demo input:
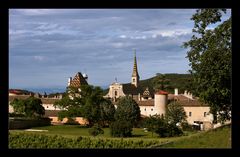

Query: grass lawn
[11,125,167,139]
[9,124,231,148]
[159,124,231,148]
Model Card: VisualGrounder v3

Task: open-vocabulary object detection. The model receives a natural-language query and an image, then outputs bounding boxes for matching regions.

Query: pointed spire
[132,49,139,78]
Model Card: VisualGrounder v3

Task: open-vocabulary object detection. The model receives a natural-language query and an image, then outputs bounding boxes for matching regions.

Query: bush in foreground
[110,120,133,137]
[88,124,104,136]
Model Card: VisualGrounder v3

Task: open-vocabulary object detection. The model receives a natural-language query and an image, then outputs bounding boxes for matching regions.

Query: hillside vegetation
[103,73,191,95]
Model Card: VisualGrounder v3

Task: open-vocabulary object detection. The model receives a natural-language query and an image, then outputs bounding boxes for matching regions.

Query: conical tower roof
[132,49,139,78]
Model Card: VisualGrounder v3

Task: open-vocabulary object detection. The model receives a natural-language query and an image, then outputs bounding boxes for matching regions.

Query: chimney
[174,88,178,96]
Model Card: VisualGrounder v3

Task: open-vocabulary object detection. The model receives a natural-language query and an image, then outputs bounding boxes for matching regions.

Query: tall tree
[10,97,45,117]
[183,9,231,123]
[165,101,187,125]
[153,74,170,91]
[54,85,114,127]
[114,96,141,127]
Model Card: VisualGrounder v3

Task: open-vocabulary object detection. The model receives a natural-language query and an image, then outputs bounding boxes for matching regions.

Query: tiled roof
[44,110,61,117]
[9,95,30,102]
[155,90,168,95]
[137,100,154,106]
[69,72,88,88]
[122,84,154,96]
[9,95,59,104]
[168,94,208,107]
[41,98,59,104]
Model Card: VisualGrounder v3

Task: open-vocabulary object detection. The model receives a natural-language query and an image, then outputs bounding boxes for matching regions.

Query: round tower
[154,90,168,116]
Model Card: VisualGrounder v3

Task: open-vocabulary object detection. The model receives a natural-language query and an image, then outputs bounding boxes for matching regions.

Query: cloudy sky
[9,9,231,90]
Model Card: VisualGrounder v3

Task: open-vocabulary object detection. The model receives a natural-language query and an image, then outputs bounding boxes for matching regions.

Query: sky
[9,9,231,90]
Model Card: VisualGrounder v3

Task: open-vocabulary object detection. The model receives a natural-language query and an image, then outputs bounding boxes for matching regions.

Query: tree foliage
[143,114,163,137]
[153,74,170,91]
[88,124,104,136]
[114,96,141,127]
[183,9,231,123]
[110,120,133,137]
[143,114,183,137]
[166,101,187,125]
[54,85,115,127]
[10,96,45,117]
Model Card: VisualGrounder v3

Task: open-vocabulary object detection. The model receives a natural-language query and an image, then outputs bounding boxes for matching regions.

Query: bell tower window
[115,91,118,96]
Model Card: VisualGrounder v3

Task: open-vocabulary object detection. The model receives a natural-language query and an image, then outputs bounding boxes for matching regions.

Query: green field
[9,124,231,148]
[159,124,231,148]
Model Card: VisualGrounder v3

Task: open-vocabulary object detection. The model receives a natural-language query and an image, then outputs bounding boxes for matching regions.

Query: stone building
[104,50,214,130]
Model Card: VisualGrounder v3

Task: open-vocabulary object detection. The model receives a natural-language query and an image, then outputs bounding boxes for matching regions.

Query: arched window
[133,78,135,82]
[115,91,118,96]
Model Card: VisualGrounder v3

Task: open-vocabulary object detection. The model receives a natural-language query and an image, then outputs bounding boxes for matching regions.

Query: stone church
[104,50,154,102]
[104,50,216,130]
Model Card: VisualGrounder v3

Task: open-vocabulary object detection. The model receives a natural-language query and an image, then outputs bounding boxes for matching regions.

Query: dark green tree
[54,85,113,127]
[10,97,45,117]
[153,74,170,91]
[165,102,187,125]
[88,124,104,136]
[143,114,162,137]
[99,99,115,127]
[183,9,231,123]
[110,120,133,137]
[114,96,141,127]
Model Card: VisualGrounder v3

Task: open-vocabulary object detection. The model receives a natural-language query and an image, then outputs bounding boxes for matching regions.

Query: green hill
[159,124,231,148]
[103,73,191,95]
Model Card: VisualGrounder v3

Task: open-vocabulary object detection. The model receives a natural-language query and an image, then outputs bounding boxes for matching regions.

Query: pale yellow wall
[139,106,155,116]
[183,106,213,124]
[50,117,88,125]
[104,83,125,99]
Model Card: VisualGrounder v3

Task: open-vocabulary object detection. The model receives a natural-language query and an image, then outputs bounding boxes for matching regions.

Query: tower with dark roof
[131,49,140,87]
[68,72,88,88]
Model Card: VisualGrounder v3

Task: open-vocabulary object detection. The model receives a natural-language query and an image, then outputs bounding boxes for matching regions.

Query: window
[144,108,146,111]
[47,106,48,108]
[151,108,153,111]
[115,91,117,96]
[189,112,192,117]
[204,112,207,117]
[133,78,135,82]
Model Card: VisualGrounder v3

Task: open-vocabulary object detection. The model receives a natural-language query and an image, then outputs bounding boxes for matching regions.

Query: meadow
[9,124,231,148]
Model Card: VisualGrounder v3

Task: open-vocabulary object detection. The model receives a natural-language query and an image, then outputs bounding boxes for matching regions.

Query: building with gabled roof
[67,72,88,88]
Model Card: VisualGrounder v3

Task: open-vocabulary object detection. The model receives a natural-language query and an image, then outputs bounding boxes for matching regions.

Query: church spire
[131,49,139,87]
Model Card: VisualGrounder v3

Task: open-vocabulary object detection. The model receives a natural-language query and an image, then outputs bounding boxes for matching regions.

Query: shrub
[181,122,194,131]
[155,122,183,137]
[88,124,104,136]
[110,120,132,137]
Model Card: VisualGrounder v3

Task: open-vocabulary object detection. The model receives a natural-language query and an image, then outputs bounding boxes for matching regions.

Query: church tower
[131,49,140,87]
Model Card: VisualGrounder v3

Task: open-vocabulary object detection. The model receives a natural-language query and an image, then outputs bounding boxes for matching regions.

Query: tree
[54,85,113,127]
[99,99,115,127]
[165,101,187,125]
[10,96,45,118]
[153,74,170,91]
[110,120,132,137]
[183,9,231,123]
[143,114,163,137]
[143,114,183,138]
[114,96,141,127]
